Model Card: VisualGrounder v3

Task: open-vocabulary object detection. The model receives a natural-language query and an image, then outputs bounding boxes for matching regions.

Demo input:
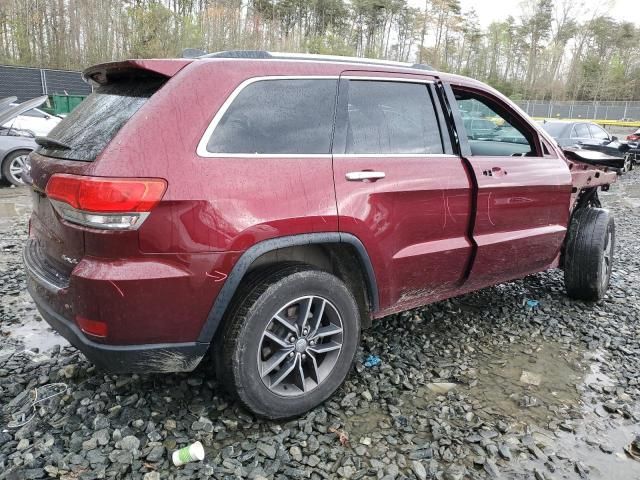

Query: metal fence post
[40,69,48,95]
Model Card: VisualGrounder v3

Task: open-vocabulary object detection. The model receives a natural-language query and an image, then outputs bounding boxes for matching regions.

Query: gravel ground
[1,172,640,480]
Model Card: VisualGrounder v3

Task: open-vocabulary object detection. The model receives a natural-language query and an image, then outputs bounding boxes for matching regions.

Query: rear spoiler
[83,59,192,86]
[563,148,626,171]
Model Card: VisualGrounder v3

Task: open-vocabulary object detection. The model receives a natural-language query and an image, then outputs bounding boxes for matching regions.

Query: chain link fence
[0,65,91,102]
[516,100,640,121]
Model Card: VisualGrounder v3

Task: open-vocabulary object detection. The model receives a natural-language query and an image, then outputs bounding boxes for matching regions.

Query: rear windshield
[541,122,568,138]
[36,78,164,161]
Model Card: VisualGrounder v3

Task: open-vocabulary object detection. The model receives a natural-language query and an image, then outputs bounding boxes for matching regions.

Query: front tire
[2,149,31,186]
[215,264,361,419]
[564,208,615,301]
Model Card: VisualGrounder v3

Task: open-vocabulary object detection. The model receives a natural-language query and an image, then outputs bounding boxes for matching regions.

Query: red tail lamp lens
[46,174,167,213]
[76,316,108,338]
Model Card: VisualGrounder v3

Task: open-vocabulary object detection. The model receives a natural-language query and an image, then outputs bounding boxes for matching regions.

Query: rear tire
[2,149,30,186]
[564,208,615,301]
[215,263,361,419]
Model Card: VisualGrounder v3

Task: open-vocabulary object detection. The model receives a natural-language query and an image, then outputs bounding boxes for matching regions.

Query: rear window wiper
[35,136,71,150]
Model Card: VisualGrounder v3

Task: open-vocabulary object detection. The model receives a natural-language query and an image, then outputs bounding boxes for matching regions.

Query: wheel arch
[197,233,379,343]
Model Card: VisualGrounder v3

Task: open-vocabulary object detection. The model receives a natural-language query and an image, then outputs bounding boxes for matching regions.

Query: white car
[2,104,61,137]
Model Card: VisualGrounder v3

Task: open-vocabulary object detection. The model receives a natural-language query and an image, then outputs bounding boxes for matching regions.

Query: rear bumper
[27,281,208,373]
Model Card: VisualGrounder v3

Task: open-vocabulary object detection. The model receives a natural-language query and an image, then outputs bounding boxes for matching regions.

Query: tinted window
[343,81,443,154]
[455,91,532,156]
[572,123,590,138]
[207,79,336,154]
[37,79,164,161]
[588,124,609,140]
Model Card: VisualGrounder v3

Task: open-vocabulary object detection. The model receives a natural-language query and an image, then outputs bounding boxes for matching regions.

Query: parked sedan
[0,96,48,185]
[462,117,498,140]
[0,129,36,185]
[541,120,631,171]
[3,104,61,137]
[541,120,614,147]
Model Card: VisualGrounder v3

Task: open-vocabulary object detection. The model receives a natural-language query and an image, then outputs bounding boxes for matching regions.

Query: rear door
[332,72,473,315]
[445,83,572,286]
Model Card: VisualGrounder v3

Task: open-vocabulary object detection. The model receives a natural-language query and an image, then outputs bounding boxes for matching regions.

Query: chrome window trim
[197,75,437,159]
[342,76,434,84]
[333,153,458,158]
[196,75,339,158]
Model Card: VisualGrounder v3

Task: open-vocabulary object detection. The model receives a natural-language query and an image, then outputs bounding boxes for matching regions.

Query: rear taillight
[46,174,167,230]
[76,315,108,338]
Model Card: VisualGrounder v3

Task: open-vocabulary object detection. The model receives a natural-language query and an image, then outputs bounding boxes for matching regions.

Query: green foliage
[0,0,638,101]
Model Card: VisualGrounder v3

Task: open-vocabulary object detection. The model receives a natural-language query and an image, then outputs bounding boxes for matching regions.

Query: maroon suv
[24,51,617,418]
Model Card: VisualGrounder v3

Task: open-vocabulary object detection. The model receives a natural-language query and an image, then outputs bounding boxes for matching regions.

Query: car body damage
[564,147,628,171]
[22,51,622,418]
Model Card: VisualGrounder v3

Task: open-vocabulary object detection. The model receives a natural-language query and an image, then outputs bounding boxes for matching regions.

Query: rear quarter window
[205,78,337,155]
[36,78,165,161]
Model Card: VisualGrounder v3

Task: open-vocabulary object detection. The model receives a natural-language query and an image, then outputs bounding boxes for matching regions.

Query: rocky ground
[1,172,640,480]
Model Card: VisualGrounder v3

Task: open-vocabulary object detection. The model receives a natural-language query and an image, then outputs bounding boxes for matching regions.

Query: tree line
[0,0,638,101]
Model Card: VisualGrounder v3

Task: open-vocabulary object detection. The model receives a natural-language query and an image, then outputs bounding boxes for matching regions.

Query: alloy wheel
[8,153,28,185]
[257,295,343,397]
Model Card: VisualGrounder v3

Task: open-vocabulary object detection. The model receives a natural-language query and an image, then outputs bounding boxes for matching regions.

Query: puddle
[344,406,390,441]
[343,340,640,478]
[552,422,640,479]
[7,319,68,352]
[401,341,586,431]
[0,202,17,217]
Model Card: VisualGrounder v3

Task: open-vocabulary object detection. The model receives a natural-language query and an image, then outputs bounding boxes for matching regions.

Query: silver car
[0,96,46,186]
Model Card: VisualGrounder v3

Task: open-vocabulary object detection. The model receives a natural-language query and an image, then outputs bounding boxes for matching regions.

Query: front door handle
[345,171,386,182]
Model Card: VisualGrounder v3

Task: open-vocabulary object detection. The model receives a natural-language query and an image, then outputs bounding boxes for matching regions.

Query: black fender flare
[197,232,379,343]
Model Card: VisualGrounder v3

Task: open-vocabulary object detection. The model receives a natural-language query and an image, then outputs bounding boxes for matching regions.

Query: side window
[343,80,444,155]
[206,79,336,154]
[453,88,534,157]
[572,123,590,138]
[588,124,609,140]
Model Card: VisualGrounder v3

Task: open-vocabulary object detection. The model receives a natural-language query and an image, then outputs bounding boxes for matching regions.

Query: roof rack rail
[200,50,273,59]
[195,49,436,72]
[411,63,434,71]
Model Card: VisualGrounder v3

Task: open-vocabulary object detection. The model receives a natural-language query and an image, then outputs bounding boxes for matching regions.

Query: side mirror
[611,135,618,142]
[44,114,50,120]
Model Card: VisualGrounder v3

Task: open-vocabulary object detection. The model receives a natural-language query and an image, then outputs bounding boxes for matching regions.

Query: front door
[332,72,474,316]
[445,84,573,287]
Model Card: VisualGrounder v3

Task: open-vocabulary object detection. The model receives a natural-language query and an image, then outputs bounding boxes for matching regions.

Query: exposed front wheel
[564,207,615,301]
[215,264,361,419]
[2,149,31,186]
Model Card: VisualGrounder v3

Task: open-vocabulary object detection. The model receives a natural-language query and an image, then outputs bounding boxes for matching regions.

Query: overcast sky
[411,0,640,27]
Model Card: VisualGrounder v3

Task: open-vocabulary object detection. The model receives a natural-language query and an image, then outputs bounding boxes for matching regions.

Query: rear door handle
[345,171,386,182]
